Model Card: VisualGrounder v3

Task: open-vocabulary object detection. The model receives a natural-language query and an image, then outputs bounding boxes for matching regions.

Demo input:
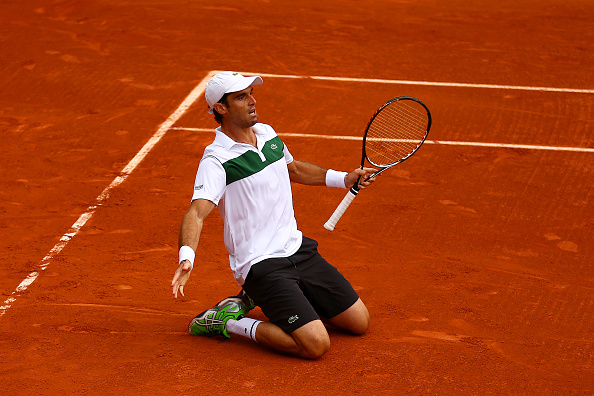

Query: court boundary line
[243,72,594,94]
[0,72,216,319]
[172,128,594,153]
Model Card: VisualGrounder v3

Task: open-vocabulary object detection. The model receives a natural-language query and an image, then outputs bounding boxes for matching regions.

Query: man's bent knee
[300,333,330,359]
[328,298,370,335]
[291,320,331,359]
[350,315,370,335]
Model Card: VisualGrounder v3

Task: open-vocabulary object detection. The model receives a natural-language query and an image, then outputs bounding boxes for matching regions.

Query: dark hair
[213,93,231,124]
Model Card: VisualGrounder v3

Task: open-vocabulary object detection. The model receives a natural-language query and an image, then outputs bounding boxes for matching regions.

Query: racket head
[362,96,432,169]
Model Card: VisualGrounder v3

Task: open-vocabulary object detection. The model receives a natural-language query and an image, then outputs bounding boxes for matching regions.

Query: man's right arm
[171,198,216,298]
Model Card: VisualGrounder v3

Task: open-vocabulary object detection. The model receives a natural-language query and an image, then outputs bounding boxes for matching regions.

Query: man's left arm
[287,160,327,185]
[287,160,377,189]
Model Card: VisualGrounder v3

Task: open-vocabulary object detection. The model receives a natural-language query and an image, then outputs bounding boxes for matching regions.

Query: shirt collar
[214,124,265,150]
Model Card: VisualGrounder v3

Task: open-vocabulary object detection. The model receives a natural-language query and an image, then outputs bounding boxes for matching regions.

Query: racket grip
[324,188,358,231]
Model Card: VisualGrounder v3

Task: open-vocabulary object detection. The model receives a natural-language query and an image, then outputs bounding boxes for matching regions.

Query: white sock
[226,317,261,342]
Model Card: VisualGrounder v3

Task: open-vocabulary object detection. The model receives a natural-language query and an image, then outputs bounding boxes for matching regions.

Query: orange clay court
[0,1,593,394]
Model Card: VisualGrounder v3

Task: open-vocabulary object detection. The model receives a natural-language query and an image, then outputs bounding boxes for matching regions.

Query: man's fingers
[172,265,191,299]
[172,280,180,298]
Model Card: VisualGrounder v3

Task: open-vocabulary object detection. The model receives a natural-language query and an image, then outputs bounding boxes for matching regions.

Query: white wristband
[325,169,348,189]
[178,245,195,270]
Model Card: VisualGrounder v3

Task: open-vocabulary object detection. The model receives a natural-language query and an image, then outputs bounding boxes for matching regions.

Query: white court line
[0,72,216,319]
[171,128,594,153]
[243,72,594,94]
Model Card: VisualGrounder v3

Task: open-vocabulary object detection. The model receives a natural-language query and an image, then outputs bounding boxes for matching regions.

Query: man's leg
[326,298,370,335]
[246,298,368,359]
[189,296,331,359]
[253,319,330,360]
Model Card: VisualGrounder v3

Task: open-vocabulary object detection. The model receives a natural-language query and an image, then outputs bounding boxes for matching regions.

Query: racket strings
[365,100,428,166]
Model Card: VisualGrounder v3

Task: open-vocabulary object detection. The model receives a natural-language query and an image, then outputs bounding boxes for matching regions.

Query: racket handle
[324,188,358,231]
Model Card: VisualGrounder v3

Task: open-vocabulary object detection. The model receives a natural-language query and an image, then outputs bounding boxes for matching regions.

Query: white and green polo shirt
[191,123,303,285]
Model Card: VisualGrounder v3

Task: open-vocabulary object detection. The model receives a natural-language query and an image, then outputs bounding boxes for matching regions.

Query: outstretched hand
[171,260,193,298]
[345,167,378,190]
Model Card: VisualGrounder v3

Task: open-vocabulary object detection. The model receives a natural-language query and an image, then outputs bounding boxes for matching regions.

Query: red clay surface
[1,1,593,394]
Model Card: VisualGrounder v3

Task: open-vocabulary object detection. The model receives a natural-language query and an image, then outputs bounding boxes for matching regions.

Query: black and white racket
[324,96,432,231]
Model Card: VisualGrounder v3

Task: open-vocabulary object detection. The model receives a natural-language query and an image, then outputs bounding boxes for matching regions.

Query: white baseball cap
[205,71,263,114]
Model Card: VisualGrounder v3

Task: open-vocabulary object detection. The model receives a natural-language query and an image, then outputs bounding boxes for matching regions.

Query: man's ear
[213,102,227,115]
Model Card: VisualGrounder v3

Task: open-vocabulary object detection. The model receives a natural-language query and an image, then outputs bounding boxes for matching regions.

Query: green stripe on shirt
[223,136,285,185]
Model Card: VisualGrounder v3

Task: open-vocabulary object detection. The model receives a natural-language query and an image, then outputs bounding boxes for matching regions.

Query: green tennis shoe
[188,297,247,338]
[237,289,257,313]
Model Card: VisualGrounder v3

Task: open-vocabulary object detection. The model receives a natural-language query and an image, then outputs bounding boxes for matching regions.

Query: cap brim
[208,75,263,114]
[224,76,263,95]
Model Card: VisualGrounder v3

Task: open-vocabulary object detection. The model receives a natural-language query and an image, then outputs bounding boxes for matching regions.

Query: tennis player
[171,71,376,359]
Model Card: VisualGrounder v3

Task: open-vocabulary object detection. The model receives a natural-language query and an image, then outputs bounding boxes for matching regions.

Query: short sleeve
[191,156,226,205]
[283,141,294,165]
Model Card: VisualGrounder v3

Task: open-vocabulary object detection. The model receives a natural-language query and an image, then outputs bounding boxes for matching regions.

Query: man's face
[223,87,258,128]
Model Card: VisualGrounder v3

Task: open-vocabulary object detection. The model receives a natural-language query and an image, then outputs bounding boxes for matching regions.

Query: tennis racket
[324,96,432,231]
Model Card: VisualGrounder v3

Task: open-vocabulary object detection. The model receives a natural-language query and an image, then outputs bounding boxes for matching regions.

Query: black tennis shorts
[241,236,359,333]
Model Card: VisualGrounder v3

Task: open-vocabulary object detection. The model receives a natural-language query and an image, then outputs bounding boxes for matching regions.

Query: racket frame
[324,96,431,231]
[359,96,432,184]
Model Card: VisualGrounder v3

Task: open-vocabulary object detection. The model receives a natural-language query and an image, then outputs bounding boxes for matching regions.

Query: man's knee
[329,298,370,335]
[350,301,371,335]
[291,320,331,359]
[299,332,331,360]
[349,314,370,335]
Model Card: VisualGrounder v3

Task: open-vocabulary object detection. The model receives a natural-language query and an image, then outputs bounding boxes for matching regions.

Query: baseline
[246,72,594,94]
